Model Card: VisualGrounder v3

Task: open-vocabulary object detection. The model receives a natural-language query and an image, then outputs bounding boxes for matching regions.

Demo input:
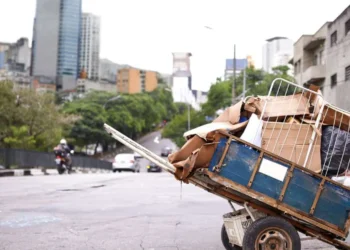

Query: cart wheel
[242,216,300,250]
[221,224,242,250]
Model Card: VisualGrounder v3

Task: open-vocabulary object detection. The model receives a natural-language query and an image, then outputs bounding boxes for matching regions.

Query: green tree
[0,81,70,150]
[62,100,108,153]
[162,110,206,147]
[3,126,36,149]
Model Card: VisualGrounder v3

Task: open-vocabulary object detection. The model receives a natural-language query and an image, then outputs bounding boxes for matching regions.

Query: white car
[112,154,140,173]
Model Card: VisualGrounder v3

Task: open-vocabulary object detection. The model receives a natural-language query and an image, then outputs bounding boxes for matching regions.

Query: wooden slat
[247,152,264,188]
[279,165,295,202]
[213,135,232,173]
[310,178,326,215]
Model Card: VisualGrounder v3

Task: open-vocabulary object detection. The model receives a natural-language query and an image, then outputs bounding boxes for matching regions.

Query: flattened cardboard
[213,101,242,124]
[245,94,310,119]
[262,122,322,173]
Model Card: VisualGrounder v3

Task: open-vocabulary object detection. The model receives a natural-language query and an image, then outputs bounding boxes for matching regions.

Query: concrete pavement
[0,130,340,250]
[0,174,337,250]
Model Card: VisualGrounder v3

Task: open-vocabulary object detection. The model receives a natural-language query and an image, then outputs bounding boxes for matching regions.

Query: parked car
[112,154,140,173]
[147,161,162,173]
[161,146,172,157]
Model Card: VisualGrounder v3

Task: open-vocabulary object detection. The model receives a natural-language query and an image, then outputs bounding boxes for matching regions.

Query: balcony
[304,37,325,51]
[303,65,326,84]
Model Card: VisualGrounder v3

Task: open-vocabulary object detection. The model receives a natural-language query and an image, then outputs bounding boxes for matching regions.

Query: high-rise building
[262,37,293,74]
[31,0,82,90]
[80,13,100,80]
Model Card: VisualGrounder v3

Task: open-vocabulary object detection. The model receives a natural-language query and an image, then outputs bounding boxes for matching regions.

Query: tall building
[224,58,248,80]
[116,68,158,94]
[262,37,293,73]
[290,5,350,111]
[80,13,100,80]
[171,52,199,110]
[292,23,328,89]
[0,42,10,69]
[6,38,31,72]
[31,0,82,90]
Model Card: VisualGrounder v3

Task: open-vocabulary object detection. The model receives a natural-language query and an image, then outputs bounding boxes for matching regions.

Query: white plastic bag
[240,114,262,147]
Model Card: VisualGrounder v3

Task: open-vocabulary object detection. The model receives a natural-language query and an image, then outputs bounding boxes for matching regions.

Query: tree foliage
[0,80,177,153]
[0,80,72,151]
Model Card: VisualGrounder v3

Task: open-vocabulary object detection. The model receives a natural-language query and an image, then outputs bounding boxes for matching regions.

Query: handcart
[104,78,350,250]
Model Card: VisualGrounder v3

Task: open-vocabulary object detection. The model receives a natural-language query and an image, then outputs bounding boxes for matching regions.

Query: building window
[331,74,337,88]
[345,65,350,81]
[330,31,337,47]
[345,19,350,36]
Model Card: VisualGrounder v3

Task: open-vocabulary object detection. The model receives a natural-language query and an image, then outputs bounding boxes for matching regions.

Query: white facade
[262,37,293,73]
[172,77,200,110]
[77,78,116,93]
[80,13,101,80]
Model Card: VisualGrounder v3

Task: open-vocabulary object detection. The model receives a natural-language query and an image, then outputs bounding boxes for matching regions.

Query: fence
[0,148,112,170]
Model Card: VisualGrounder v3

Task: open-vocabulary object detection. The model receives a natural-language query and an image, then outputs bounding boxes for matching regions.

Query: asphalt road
[0,131,340,250]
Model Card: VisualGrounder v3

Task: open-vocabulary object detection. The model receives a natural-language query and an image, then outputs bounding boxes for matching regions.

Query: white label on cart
[259,159,287,182]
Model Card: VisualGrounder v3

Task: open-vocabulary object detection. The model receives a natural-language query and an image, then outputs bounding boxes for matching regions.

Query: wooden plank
[310,178,326,215]
[213,135,232,173]
[204,169,346,238]
[279,165,295,202]
[247,151,264,188]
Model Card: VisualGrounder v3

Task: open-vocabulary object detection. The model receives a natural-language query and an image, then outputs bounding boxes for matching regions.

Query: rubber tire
[221,224,242,250]
[113,169,117,173]
[242,216,301,250]
[58,168,65,175]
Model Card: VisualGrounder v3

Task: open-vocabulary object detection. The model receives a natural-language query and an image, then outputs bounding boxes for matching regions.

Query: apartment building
[80,13,101,80]
[116,68,157,94]
[324,6,350,109]
[292,23,328,88]
[291,5,350,110]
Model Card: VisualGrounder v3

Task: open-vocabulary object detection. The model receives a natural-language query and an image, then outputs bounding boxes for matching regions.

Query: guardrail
[0,148,112,170]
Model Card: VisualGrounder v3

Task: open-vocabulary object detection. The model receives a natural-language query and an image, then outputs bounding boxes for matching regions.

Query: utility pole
[243,67,246,99]
[232,44,236,104]
[187,103,191,130]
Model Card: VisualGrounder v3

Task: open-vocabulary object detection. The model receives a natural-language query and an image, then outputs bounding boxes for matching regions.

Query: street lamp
[103,95,122,109]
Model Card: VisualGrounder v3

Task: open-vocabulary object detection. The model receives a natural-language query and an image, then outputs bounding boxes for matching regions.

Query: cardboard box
[262,122,321,173]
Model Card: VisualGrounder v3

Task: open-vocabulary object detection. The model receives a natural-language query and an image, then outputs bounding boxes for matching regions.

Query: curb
[0,169,31,177]
[0,168,112,177]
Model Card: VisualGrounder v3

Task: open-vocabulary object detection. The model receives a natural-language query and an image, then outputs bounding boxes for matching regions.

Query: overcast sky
[0,0,349,91]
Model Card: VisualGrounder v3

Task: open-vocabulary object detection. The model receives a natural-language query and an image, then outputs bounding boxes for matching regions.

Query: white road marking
[154,136,159,144]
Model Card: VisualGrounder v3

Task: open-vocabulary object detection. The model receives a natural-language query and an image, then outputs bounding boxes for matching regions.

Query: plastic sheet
[321,126,350,176]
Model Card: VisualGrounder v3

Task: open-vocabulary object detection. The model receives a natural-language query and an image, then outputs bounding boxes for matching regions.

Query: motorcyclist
[55,139,73,167]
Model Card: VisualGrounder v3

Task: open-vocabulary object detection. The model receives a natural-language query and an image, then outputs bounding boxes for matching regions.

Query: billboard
[172,52,192,77]
[225,58,248,71]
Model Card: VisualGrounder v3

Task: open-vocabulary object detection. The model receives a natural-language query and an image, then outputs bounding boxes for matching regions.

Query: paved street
[0,130,341,250]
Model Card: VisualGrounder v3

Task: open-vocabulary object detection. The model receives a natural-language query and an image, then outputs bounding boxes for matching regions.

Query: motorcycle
[54,147,74,174]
